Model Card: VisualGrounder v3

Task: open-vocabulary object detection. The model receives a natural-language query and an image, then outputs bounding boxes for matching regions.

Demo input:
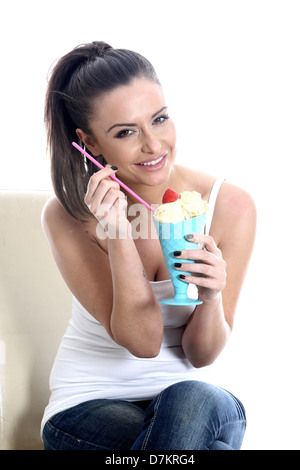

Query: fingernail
[185,234,194,239]
[174,263,182,268]
[111,166,118,170]
[179,274,186,280]
[174,251,181,257]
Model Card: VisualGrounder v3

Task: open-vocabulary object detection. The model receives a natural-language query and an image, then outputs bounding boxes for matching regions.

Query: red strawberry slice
[162,188,180,204]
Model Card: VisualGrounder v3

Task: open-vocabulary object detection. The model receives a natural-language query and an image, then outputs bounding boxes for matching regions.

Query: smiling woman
[46,41,162,220]
[41,40,255,451]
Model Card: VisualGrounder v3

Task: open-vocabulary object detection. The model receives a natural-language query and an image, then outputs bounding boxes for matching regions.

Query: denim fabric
[42,380,246,450]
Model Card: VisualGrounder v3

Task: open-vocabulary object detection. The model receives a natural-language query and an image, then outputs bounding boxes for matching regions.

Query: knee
[161,380,214,414]
[161,381,245,422]
[163,380,216,403]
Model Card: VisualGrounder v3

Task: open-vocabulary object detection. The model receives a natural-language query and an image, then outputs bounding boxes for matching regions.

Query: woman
[41,41,256,450]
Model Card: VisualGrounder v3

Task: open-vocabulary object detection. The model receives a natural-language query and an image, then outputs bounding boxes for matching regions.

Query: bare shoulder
[216,181,256,226]
[41,195,99,250]
[211,180,257,249]
[42,196,78,233]
[174,165,256,224]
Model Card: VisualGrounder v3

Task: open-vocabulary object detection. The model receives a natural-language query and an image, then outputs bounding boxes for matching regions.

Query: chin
[145,167,173,188]
[144,155,175,185]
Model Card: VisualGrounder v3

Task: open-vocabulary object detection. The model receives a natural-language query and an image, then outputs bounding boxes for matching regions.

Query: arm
[177,183,256,368]
[107,235,163,357]
[42,168,163,358]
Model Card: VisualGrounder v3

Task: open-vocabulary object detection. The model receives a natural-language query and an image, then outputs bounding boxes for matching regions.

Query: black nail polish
[185,234,194,240]
[174,263,182,268]
[174,251,181,257]
[111,166,118,170]
[179,274,186,280]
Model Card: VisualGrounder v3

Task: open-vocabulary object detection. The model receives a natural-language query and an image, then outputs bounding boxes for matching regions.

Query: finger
[90,167,119,197]
[179,273,226,292]
[174,248,216,265]
[96,193,128,229]
[116,196,128,213]
[92,186,125,217]
[85,178,120,213]
[185,234,221,255]
[102,187,126,209]
[85,166,119,204]
[185,232,205,249]
[175,261,216,277]
[86,180,112,214]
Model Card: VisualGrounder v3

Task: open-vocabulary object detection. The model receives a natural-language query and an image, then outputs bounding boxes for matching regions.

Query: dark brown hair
[45,41,160,220]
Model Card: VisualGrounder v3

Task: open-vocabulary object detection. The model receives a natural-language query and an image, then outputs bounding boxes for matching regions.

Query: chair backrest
[0,191,71,450]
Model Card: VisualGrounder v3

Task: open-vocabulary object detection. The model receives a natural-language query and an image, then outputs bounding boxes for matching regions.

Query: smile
[138,155,165,166]
[134,152,168,172]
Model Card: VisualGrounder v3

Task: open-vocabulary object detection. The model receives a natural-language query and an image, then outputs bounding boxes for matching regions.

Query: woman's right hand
[84,166,130,238]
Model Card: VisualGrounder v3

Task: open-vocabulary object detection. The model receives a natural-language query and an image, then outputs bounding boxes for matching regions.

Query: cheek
[167,121,177,144]
[168,126,177,152]
[101,141,135,166]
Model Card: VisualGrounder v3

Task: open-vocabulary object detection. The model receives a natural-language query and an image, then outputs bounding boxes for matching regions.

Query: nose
[141,130,162,154]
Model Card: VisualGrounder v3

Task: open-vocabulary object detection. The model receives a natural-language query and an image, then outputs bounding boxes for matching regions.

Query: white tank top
[41,178,224,433]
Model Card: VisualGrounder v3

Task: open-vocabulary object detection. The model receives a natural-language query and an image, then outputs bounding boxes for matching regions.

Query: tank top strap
[205,177,225,235]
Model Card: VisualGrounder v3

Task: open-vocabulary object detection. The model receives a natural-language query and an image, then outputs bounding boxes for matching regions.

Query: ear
[75,129,102,156]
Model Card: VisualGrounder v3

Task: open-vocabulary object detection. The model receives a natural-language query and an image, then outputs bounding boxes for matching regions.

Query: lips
[135,152,168,167]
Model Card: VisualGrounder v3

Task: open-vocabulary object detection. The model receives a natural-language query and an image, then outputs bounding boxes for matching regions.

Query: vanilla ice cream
[154,191,208,223]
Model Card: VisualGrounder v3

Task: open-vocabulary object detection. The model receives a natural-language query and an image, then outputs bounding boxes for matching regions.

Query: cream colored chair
[0,190,72,450]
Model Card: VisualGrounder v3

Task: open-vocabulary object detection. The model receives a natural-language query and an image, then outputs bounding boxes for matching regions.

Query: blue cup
[153,213,207,305]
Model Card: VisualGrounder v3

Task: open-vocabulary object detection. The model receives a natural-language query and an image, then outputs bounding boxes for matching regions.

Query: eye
[115,129,135,139]
[153,114,170,125]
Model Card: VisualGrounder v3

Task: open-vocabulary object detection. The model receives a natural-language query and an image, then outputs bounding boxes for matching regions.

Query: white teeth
[139,156,164,166]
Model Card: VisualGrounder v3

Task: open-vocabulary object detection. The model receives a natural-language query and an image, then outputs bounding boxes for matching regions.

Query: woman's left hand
[174,234,227,303]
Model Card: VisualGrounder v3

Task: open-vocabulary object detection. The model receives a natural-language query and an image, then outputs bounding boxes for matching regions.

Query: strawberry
[162,188,180,204]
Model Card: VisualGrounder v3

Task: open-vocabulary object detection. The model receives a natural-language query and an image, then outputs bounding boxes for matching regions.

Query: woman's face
[77,77,177,188]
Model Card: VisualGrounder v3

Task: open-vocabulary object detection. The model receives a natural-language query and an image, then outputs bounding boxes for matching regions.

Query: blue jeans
[42,381,246,450]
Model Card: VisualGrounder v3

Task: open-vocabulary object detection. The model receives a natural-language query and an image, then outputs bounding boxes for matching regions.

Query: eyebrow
[106,106,168,134]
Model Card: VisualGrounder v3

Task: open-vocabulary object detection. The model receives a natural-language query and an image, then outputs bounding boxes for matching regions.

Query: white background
[1,0,300,449]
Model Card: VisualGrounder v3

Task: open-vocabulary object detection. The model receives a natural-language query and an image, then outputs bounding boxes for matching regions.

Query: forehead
[91,77,165,125]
